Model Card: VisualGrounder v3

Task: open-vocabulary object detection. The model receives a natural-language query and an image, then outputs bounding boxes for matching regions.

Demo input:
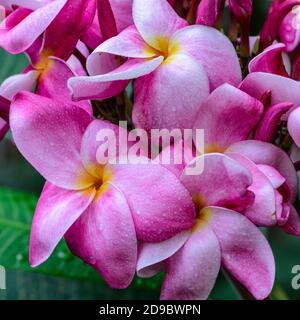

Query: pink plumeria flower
[9,91,196,288]
[137,152,275,300]
[69,0,241,132]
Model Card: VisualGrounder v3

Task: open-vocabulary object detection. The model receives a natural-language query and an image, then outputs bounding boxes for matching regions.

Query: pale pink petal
[0,0,67,54]
[181,153,254,212]
[132,0,187,50]
[36,57,92,114]
[279,8,300,52]
[227,140,298,202]
[108,161,196,242]
[10,92,94,190]
[0,69,39,101]
[1,0,50,10]
[110,0,133,32]
[65,184,137,288]
[257,164,286,189]
[30,182,95,267]
[137,230,190,278]
[161,224,221,300]
[193,84,263,152]
[288,107,300,148]
[170,25,242,90]
[208,206,275,300]
[133,53,209,132]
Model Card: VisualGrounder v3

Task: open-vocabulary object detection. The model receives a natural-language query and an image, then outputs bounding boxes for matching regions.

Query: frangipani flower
[137,153,275,300]
[9,91,195,288]
[69,0,241,132]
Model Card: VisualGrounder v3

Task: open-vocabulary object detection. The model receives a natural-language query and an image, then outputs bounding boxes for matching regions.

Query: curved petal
[288,107,300,148]
[170,25,242,90]
[10,92,94,190]
[132,0,187,51]
[181,153,254,212]
[110,0,133,32]
[161,223,221,300]
[29,182,95,267]
[196,0,224,26]
[1,0,50,10]
[137,230,190,278]
[257,164,286,189]
[0,117,9,141]
[0,69,39,101]
[108,161,196,242]
[228,152,277,227]
[281,205,300,236]
[0,0,67,54]
[193,84,263,152]
[248,43,289,77]
[227,140,298,202]
[133,53,209,132]
[240,72,300,105]
[69,56,163,101]
[207,206,275,300]
[65,184,137,289]
[36,57,92,114]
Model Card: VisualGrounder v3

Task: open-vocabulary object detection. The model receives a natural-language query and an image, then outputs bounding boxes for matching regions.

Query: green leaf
[0,50,28,83]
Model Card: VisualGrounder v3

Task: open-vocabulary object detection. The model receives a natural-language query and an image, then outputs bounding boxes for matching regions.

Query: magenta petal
[132,0,187,50]
[208,206,275,300]
[108,162,196,242]
[0,117,9,141]
[196,0,225,26]
[170,25,242,90]
[248,43,289,77]
[36,57,92,114]
[30,182,95,267]
[133,53,209,132]
[161,224,221,300]
[228,140,298,202]
[281,205,300,236]
[10,92,94,190]
[0,69,39,101]
[0,1,67,54]
[137,230,190,278]
[181,153,254,212]
[193,84,263,151]
[65,184,137,288]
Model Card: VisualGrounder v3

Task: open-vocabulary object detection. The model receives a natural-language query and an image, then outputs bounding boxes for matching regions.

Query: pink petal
[0,0,67,54]
[161,224,221,300]
[0,117,9,141]
[193,84,263,151]
[110,0,133,32]
[181,153,254,212]
[248,43,289,76]
[10,92,94,190]
[257,164,286,189]
[137,230,190,278]
[227,140,298,202]
[170,25,242,90]
[42,0,96,60]
[240,72,300,105]
[36,57,92,115]
[281,205,300,236]
[228,152,277,227]
[1,0,50,10]
[30,182,95,267]
[0,69,39,101]
[65,184,137,288]
[69,56,163,101]
[108,161,196,242]
[133,53,209,132]
[288,107,300,148]
[132,0,187,51]
[208,206,275,300]
[196,0,224,26]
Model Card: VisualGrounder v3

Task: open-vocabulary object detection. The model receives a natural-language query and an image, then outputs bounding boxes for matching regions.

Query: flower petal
[207,206,275,300]
[10,92,94,190]
[181,153,254,212]
[193,84,263,152]
[0,0,67,54]
[133,53,209,132]
[281,205,300,236]
[65,184,137,288]
[108,161,196,242]
[132,0,187,50]
[30,182,95,267]
[288,107,300,148]
[170,25,242,90]
[227,140,298,202]
[161,223,221,300]
[196,0,224,26]
[0,69,39,101]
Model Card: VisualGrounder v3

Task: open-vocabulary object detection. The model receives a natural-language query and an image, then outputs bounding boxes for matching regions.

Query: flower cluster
[1,0,300,300]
